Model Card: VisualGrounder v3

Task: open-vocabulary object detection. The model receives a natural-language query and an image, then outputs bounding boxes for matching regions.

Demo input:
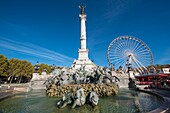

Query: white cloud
[0,37,74,64]
[104,0,131,20]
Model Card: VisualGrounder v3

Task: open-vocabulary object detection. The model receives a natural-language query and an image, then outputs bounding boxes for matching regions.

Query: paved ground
[0,83,29,100]
[0,86,14,100]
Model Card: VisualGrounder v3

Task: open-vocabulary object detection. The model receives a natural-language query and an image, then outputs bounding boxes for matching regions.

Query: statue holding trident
[79,5,86,14]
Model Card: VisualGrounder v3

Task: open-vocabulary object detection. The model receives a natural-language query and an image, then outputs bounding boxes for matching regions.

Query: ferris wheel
[107,36,154,73]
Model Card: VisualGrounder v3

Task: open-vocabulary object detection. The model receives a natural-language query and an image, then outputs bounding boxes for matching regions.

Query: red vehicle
[135,73,170,88]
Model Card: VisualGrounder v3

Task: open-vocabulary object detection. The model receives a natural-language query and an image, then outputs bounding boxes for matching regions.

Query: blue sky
[0,0,170,67]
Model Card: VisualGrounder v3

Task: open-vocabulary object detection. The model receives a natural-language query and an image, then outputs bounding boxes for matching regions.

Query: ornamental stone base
[71,59,96,71]
[46,83,119,97]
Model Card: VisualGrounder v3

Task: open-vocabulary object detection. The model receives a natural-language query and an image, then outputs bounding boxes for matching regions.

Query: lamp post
[51,64,56,72]
[34,61,40,73]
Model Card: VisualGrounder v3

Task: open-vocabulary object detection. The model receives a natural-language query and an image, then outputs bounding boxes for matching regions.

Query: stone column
[80,14,87,50]
[78,6,89,60]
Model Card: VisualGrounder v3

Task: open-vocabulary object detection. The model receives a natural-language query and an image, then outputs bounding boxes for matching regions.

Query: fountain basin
[0,88,163,113]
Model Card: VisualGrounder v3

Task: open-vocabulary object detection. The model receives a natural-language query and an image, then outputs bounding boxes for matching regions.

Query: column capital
[79,14,86,20]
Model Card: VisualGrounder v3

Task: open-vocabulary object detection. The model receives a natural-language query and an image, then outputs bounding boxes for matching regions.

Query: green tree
[18,60,34,83]
[7,59,34,84]
[37,64,52,75]
[0,54,9,77]
[7,58,21,84]
[147,64,170,73]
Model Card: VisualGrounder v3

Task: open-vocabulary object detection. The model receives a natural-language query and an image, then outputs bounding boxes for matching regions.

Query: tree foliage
[0,54,9,76]
[20,60,34,78]
[0,54,34,83]
[36,63,52,75]
[17,60,34,83]
[147,64,170,71]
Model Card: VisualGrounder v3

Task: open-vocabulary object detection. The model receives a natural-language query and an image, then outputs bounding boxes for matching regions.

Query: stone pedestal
[78,49,88,60]
[72,59,96,71]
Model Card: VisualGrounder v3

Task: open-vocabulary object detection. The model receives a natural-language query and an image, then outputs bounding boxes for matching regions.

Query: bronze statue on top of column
[79,5,86,15]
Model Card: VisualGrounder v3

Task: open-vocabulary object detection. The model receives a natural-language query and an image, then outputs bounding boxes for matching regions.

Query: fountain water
[0,88,163,113]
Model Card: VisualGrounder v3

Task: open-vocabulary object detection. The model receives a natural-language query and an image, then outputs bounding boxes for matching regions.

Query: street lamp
[51,64,56,71]
[34,61,40,73]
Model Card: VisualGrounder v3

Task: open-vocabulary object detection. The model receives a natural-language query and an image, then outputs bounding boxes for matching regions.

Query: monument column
[71,5,96,70]
[80,13,86,50]
[78,5,88,60]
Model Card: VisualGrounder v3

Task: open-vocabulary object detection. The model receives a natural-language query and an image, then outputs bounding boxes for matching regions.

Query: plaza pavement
[0,83,30,100]
[0,86,14,100]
